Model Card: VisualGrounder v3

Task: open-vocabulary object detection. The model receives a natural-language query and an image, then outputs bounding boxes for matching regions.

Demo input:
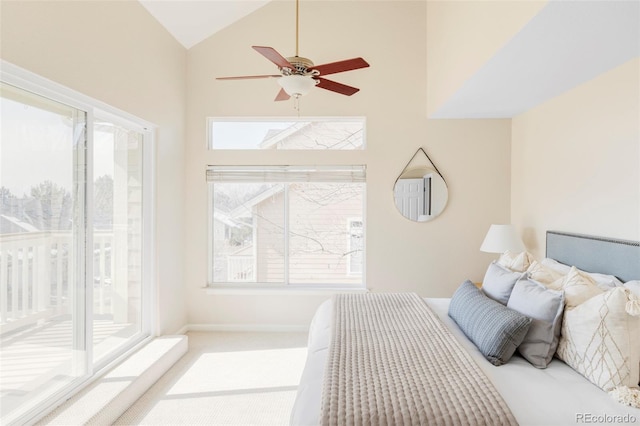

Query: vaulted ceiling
[139,0,639,118]
[139,1,270,49]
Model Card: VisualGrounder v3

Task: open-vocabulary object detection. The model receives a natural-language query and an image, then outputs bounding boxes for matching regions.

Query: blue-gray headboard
[546,231,640,283]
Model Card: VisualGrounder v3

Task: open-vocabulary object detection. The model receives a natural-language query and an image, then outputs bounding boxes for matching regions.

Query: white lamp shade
[480,224,525,253]
[277,75,317,97]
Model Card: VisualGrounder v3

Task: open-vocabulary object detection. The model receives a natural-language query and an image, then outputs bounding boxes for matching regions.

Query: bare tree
[25,180,72,230]
[94,175,113,229]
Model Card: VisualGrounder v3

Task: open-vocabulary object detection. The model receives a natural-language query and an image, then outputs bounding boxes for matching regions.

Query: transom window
[207,166,366,288]
[208,117,365,150]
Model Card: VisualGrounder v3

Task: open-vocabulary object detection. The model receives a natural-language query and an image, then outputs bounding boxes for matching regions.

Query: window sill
[203,285,369,296]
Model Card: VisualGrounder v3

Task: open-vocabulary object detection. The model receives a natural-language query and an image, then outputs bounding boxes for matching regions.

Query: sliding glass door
[0,82,88,420]
[0,75,153,424]
[92,119,145,363]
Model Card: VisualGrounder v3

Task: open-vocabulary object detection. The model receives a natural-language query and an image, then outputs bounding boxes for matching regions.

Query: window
[208,117,365,150]
[0,64,154,424]
[207,166,366,288]
[348,219,363,275]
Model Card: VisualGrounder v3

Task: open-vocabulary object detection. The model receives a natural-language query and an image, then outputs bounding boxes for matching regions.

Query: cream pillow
[557,287,640,393]
[625,280,640,298]
[540,258,623,291]
[540,257,571,275]
[561,266,603,308]
[527,260,565,290]
[498,250,534,273]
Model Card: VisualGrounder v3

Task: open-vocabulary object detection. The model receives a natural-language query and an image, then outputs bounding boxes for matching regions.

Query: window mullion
[71,108,90,378]
[284,183,290,286]
[84,110,95,375]
[141,130,155,336]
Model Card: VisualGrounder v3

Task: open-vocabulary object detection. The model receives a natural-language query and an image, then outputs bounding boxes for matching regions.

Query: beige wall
[185,1,512,328]
[511,58,640,259]
[426,0,547,117]
[5,0,632,332]
[1,0,188,334]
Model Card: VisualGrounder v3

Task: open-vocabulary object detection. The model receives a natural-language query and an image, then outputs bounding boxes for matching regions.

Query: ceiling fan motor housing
[284,56,316,75]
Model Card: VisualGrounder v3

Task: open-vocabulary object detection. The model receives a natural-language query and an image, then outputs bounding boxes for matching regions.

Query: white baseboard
[174,325,189,335]
[184,323,308,333]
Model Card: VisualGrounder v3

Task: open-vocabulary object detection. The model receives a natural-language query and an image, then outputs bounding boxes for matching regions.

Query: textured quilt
[320,293,518,426]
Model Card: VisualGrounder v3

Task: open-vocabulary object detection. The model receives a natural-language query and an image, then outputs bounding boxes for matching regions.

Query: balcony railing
[0,231,113,334]
[227,255,254,282]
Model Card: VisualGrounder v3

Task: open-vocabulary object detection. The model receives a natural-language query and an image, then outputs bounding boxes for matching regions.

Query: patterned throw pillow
[556,287,640,391]
[449,280,532,366]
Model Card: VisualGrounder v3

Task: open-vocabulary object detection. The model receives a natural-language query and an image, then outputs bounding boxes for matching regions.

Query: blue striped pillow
[449,280,532,366]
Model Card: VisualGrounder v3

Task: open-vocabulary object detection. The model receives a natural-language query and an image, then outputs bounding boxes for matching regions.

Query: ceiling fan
[216,0,370,102]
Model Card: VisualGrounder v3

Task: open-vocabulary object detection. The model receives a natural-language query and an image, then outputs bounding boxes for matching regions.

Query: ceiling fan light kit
[215,0,370,102]
[278,74,318,98]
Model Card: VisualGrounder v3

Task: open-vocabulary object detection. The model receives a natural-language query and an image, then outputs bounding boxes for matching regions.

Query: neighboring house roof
[259,120,364,150]
[213,209,241,228]
[229,186,284,219]
[0,215,40,234]
[259,122,311,149]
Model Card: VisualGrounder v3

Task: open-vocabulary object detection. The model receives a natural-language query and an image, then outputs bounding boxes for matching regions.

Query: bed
[290,231,640,425]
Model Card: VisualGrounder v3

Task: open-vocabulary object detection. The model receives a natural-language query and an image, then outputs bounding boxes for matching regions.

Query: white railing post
[227,256,255,282]
[0,248,7,323]
[11,248,18,319]
[55,240,63,313]
[38,242,50,311]
[0,231,113,330]
[21,247,29,315]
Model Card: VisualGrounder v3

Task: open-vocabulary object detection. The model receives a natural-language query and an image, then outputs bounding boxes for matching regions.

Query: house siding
[254,183,363,285]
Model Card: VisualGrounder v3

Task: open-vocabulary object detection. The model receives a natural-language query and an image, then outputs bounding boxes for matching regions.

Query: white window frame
[206,165,366,291]
[1,60,156,426]
[207,116,367,150]
[347,218,364,276]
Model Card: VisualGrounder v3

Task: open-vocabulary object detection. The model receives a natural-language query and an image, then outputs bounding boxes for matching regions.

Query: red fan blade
[311,58,369,76]
[274,88,290,102]
[316,77,360,96]
[216,75,281,80]
[252,46,294,69]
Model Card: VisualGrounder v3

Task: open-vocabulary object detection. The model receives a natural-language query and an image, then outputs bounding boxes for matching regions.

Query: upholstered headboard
[546,231,640,283]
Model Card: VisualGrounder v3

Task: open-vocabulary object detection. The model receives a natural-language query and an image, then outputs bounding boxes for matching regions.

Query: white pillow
[561,266,603,308]
[541,258,623,291]
[556,287,640,392]
[628,281,640,386]
[540,257,571,274]
[624,280,640,298]
[587,273,623,291]
[527,260,565,290]
[498,250,534,273]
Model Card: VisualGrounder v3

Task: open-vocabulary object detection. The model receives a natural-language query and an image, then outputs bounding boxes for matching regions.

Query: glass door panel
[0,82,87,420]
[92,120,144,363]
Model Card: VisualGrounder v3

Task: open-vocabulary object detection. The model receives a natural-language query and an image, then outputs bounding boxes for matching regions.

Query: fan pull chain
[293,95,301,115]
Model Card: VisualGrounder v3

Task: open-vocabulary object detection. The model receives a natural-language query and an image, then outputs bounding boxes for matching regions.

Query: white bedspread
[290,298,640,426]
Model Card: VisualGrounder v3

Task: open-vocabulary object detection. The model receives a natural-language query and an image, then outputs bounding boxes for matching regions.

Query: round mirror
[393,167,448,222]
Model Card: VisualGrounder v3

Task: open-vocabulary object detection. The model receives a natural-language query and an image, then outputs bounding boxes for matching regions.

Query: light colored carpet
[114,331,308,426]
